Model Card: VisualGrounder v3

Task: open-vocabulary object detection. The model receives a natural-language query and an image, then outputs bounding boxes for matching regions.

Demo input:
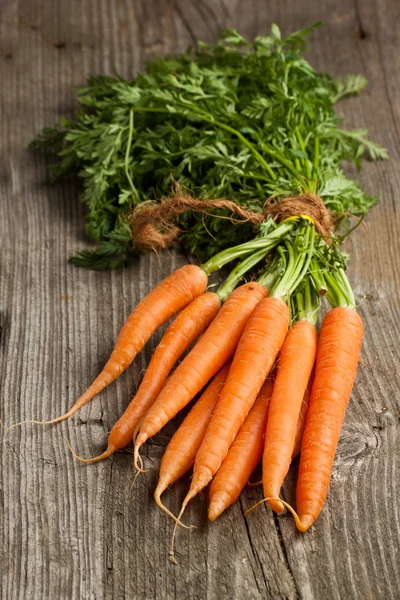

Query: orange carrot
[208,377,274,521]
[293,307,363,531]
[291,370,313,460]
[262,319,317,513]
[69,292,221,463]
[243,377,314,490]
[17,264,207,426]
[133,282,267,467]
[176,297,289,516]
[154,362,230,522]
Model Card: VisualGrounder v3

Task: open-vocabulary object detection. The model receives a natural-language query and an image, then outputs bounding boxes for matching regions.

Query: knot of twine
[130,186,332,252]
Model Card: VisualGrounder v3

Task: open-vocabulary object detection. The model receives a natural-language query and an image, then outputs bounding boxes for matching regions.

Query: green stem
[313,136,320,171]
[310,257,327,295]
[201,221,294,275]
[311,136,320,192]
[295,288,304,319]
[336,214,365,242]
[271,241,295,298]
[269,224,315,301]
[257,255,281,290]
[323,269,355,309]
[337,268,356,308]
[215,123,277,181]
[323,272,347,308]
[261,143,304,182]
[284,63,291,86]
[240,173,272,184]
[217,247,271,301]
[124,109,136,194]
[295,277,319,324]
[295,128,312,180]
[290,137,302,173]
[291,226,315,291]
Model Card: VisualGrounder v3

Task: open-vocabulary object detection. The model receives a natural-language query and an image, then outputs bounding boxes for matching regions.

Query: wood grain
[0,0,399,598]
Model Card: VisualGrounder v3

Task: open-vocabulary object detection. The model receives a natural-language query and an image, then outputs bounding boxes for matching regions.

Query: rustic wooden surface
[1,1,399,598]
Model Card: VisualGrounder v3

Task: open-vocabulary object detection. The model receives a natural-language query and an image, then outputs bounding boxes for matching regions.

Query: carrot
[208,377,274,521]
[69,292,221,463]
[14,264,207,426]
[292,307,363,531]
[245,377,313,490]
[154,362,230,522]
[133,282,267,468]
[291,370,313,460]
[175,297,289,520]
[262,319,318,514]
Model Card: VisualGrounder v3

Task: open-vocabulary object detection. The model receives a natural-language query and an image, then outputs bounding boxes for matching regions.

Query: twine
[130,185,332,252]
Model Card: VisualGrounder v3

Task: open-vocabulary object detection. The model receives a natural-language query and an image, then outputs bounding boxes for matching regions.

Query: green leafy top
[31,23,387,269]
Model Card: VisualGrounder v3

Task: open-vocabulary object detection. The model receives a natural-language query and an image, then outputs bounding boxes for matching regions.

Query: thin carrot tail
[133,429,148,472]
[243,496,313,532]
[0,383,105,429]
[129,469,142,492]
[169,486,199,565]
[66,440,116,464]
[243,497,269,518]
[154,483,196,530]
[0,406,80,429]
[247,478,262,487]
[278,499,314,532]
[133,449,147,473]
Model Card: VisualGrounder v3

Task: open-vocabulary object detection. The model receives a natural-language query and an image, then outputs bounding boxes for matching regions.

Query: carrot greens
[31,23,387,268]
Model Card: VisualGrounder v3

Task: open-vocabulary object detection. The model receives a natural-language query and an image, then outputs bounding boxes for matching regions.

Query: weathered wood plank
[0,0,399,599]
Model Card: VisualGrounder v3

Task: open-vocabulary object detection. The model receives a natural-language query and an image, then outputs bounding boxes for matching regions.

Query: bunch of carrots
[6,219,364,561]
[7,24,386,563]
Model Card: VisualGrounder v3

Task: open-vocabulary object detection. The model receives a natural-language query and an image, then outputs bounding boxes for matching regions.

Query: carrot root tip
[133,440,147,472]
[169,491,197,565]
[243,498,268,518]
[0,413,71,429]
[243,496,286,518]
[129,469,142,491]
[133,449,148,473]
[244,497,313,532]
[66,440,116,464]
[247,478,262,488]
[154,489,195,530]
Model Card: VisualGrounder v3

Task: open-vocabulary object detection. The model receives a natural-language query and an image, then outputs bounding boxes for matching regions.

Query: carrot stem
[295,277,319,324]
[268,224,315,301]
[217,247,271,301]
[310,257,327,296]
[124,109,136,195]
[201,221,294,275]
[324,269,355,309]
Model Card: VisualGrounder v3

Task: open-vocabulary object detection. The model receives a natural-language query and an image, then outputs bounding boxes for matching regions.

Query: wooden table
[1,1,399,598]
